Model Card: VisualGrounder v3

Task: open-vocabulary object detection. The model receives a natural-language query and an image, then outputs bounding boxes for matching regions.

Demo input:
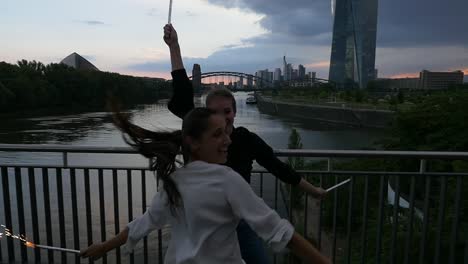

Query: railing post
[360,175,369,264]
[15,168,27,262]
[449,175,462,264]
[63,152,68,167]
[390,175,400,264]
[404,175,416,264]
[346,175,355,263]
[28,168,40,262]
[376,175,387,264]
[1,167,15,263]
[419,159,426,174]
[434,175,448,264]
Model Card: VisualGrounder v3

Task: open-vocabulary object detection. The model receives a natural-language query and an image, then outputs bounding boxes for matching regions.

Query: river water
[0,92,384,263]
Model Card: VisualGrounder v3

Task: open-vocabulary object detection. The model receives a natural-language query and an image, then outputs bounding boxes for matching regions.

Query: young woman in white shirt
[80,107,331,264]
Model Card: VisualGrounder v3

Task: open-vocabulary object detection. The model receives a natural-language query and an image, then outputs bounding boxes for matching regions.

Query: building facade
[329,0,378,88]
[192,64,202,92]
[298,64,306,80]
[419,70,464,89]
[274,68,282,82]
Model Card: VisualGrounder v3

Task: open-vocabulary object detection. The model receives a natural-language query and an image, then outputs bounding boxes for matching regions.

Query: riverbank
[256,94,395,129]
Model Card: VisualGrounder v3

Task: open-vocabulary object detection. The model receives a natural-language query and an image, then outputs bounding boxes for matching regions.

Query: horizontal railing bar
[274,149,468,159]
[2,144,468,159]
[1,164,468,177]
[274,171,468,177]
[0,164,151,170]
[0,144,137,153]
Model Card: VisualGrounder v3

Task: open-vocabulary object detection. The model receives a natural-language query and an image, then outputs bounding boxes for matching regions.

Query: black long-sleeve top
[168,69,301,185]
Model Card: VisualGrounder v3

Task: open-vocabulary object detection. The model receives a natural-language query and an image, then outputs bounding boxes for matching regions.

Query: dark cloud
[128,0,467,78]
[377,0,468,47]
[204,0,468,48]
[205,0,332,45]
[128,44,332,77]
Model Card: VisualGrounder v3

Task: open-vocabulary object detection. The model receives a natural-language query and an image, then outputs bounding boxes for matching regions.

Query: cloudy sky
[1,0,467,80]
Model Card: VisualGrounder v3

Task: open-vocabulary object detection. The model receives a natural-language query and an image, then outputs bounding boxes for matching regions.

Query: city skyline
[1,0,467,80]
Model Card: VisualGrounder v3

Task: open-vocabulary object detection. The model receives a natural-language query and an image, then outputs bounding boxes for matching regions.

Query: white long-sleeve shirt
[125,160,294,264]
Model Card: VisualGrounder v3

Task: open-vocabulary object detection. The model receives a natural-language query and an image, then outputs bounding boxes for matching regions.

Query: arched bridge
[188,71,335,91]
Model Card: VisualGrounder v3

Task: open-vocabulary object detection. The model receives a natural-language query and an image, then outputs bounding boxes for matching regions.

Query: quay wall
[256,95,395,128]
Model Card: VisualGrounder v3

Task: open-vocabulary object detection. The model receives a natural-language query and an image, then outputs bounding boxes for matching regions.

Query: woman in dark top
[164,24,326,264]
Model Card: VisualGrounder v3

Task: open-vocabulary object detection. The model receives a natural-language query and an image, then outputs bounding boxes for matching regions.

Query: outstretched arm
[250,131,326,199]
[298,178,327,199]
[81,192,168,260]
[80,228,129,260]
[224,168,330,263]
[288,232,332,264]
[164,24,184,71]
[164,24,195,119]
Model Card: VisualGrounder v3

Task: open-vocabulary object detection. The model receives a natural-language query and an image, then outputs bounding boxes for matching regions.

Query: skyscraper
[283,56,293,81]
[298,64,306,80]
[192,64,202,92]
[283,56,288,81]
[274,68,282,82]
[329,0,378,88]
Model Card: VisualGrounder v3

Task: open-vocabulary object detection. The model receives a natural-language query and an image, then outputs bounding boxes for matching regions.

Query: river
[0,92,384,263]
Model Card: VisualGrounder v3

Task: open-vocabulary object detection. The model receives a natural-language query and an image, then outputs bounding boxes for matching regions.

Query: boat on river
[246,96,257,104]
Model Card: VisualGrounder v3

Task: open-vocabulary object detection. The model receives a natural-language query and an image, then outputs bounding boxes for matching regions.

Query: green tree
[288,128,304,169]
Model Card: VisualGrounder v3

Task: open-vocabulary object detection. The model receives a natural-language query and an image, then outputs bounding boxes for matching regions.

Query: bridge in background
[189,71,335,92]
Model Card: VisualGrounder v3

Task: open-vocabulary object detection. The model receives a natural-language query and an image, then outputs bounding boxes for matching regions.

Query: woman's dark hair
[111,102,217,215]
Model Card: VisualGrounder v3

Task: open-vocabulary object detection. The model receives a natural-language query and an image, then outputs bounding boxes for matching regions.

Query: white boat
[246,96,257,104]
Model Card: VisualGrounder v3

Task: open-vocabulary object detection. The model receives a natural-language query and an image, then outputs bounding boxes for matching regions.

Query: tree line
[286,89,468,263]
[0,60,172,111]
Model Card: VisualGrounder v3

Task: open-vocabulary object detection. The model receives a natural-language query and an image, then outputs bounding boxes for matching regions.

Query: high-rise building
[274,68,282,82]
[283,56,288,81]
[307,72,317,82]
[292,69,298,80]
[329,0,378,88]
[283,56,293,81]
[256,69,271,87]
[192,64,201,92]
[298,65,306,80]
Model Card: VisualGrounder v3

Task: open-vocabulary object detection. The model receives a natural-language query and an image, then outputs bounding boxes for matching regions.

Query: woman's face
[190,114,231,164]
[206,96,236,136]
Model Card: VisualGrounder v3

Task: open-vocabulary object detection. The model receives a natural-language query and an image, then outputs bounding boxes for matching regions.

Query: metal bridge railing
[0,145,467,264]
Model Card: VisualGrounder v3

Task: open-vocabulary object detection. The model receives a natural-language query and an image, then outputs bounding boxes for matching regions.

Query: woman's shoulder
[174,161,233,177]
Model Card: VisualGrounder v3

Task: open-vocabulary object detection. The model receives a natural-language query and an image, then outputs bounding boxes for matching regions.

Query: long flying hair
[110,101,216,215]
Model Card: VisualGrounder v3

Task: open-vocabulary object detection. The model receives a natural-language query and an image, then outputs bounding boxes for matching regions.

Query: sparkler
[326,179,351,192]
[1,224,80,255]
[25,241,80,254]
[168,0,173,24]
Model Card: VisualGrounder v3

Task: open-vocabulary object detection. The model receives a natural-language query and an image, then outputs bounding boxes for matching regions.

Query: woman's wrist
[169,43,180,50]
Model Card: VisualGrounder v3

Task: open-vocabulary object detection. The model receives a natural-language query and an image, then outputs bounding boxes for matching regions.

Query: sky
[1,0,467,80]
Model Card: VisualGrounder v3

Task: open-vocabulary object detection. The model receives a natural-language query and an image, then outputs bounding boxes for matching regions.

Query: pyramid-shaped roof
[60,52,99,71]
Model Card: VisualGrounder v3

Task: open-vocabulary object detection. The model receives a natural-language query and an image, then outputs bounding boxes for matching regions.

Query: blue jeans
[237,220,270,264]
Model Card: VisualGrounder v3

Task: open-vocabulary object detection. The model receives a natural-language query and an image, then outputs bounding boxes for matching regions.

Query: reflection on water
[0,92,384,150]
[0,92,385,263]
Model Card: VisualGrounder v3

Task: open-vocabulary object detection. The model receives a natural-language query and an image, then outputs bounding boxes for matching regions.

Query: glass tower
[329,0,378,88]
